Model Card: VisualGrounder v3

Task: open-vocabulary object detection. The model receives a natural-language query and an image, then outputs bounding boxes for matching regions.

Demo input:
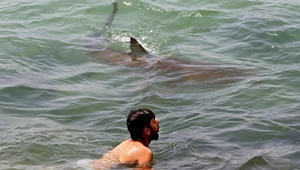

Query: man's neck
[133,139,150,147]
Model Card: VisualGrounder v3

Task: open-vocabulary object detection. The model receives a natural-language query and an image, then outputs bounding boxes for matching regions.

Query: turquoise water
[1,0,300,169]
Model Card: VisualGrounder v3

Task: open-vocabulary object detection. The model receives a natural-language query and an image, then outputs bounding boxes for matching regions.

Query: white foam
[76,159,93,168]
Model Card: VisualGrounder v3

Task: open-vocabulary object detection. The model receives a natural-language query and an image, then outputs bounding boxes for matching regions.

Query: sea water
[1,0,300,169]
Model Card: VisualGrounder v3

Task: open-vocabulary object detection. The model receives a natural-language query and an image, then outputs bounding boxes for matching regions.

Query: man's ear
[144,127,151,135]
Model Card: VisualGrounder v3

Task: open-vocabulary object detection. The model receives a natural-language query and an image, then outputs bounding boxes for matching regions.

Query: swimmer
[90,109,160,169]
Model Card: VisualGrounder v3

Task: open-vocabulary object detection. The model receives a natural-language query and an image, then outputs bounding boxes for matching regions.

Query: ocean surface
[1,0,300,169]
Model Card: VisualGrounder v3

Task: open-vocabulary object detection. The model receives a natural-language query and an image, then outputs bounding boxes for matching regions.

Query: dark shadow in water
[83,1,255,86]
[84,32,254,85]
[237,155,289,170]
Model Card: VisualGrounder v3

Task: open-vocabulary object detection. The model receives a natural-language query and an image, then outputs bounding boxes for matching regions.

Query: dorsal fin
[129,37,149,56]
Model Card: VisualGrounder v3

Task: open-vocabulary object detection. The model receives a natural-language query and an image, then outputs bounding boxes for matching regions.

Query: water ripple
[1,0,300,169]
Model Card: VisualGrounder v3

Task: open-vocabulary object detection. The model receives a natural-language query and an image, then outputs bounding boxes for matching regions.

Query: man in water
[90,108,160,169]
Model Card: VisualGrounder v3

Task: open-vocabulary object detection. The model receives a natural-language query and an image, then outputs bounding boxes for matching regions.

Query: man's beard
[149,127,159,141]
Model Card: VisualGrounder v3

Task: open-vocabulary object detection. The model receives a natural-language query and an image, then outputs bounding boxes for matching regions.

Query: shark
[85,2,251,83]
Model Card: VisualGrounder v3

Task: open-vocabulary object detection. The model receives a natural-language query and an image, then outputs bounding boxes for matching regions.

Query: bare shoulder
[137,146,153,165]
[111,139,131,152]
[140,146,152,155]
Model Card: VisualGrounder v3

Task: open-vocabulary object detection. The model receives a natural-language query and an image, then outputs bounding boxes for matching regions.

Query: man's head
[126,109,160,142]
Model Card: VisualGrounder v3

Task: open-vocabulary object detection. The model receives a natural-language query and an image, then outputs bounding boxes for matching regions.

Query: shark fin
[129,37,149,56]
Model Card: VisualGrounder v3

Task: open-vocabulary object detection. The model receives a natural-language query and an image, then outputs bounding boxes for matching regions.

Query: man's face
[149,118,160,141]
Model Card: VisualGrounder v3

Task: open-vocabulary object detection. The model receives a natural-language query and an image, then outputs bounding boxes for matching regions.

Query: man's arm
[137,148,153,169]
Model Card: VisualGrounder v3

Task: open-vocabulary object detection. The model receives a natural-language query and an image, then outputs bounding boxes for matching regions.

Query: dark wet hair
[126,108,155,140]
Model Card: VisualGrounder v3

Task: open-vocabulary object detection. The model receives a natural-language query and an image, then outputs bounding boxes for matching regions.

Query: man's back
[90,139,153,169]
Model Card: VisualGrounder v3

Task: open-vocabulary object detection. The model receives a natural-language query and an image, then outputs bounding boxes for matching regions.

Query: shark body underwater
[85,2,252,83]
